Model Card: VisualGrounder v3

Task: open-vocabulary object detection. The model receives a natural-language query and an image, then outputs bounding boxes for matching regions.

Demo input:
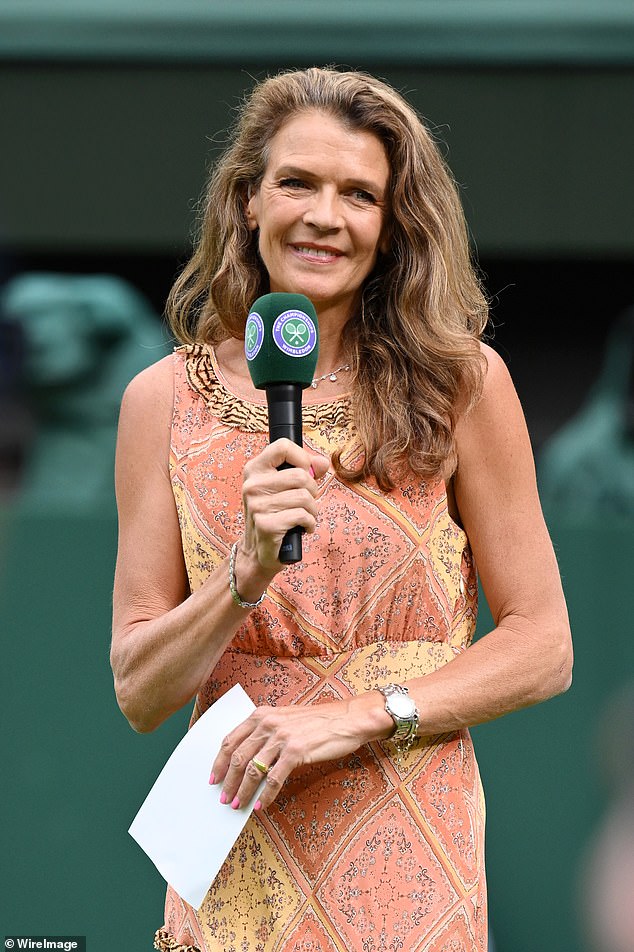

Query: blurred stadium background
[1,3,633,950]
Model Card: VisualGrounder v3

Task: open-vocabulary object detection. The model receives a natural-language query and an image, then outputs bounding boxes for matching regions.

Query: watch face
[388,694,416,719]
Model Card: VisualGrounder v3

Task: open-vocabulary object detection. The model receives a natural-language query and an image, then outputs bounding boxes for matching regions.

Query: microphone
[245,292,319,564]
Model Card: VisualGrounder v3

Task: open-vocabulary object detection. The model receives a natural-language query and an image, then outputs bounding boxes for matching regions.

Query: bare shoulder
[456,342,530,455]
[475,342,523,416]
[118,353,174,438]
[452,340,539,540]
[120,353,175,418]
[116,353,176,489]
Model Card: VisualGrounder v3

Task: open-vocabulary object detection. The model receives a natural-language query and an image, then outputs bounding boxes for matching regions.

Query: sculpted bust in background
[0,272,169,512]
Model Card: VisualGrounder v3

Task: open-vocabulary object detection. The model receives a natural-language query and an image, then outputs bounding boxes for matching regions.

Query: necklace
[311,364,350,389]
[213,347,350,393]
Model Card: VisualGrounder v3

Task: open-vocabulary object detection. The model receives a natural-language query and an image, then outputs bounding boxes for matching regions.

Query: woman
[111,67,572,951]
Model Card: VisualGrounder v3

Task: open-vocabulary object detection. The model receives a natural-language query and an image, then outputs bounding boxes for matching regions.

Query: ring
[251,757,270,775]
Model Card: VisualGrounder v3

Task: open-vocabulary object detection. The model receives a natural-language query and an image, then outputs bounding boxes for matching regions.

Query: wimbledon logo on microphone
[272,309,317,357]
[245,312,265,361]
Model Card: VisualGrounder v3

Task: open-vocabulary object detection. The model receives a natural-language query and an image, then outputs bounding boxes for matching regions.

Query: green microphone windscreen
[245,293,319,389]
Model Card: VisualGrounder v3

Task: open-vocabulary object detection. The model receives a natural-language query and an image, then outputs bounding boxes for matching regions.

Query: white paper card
[128,683,263,909]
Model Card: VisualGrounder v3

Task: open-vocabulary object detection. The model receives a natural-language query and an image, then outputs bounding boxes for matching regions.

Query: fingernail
[254,800,262,812]
[219,790,227,805]
[309,466,315,477]
[209,771,215,786]
[231,796,240,810]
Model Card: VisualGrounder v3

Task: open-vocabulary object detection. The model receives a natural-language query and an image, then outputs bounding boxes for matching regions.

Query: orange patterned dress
[154,344,487,952]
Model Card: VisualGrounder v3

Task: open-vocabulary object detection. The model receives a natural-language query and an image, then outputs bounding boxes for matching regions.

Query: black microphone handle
[266,383,304,564]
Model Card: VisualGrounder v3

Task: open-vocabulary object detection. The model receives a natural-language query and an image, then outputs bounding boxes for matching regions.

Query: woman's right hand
[233,439,330,599]
[111,363,329,731]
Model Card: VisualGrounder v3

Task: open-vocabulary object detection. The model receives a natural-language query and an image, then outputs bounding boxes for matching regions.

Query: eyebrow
[273,164,386,199]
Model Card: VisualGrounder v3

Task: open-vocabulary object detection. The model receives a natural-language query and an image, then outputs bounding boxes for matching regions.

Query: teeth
[295,246,336,257]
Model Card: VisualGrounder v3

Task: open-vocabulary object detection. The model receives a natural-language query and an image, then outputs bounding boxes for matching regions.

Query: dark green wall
[0,508,190,947]
[1,64,634,257]
[1,0,633,65]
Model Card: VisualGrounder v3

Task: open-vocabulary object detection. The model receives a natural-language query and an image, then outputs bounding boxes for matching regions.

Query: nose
[303,187,343,231]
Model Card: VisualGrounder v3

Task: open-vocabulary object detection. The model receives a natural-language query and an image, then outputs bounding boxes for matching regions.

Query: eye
[279,177,308,190]
[350,188,377,204]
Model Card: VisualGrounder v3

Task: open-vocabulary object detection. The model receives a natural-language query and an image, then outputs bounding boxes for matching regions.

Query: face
[245,109,390,323]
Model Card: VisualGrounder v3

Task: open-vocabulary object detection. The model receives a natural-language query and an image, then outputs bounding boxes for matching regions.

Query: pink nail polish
[231,796,240,810]
[309,465,315,477]
[254,800,262,812]
[209,771,215,786]
[219,790,227,805]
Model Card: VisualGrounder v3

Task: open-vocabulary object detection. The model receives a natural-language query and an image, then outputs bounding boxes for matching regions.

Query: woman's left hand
[210,694,392,812]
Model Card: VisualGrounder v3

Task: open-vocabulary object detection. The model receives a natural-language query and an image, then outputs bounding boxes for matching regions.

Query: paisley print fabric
[156,344,487,952]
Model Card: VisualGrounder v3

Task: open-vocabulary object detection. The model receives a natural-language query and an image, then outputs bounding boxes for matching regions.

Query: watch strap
[377,683,419,763]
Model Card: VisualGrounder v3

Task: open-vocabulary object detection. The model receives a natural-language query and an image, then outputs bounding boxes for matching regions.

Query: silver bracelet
[229,541,267,609]
[393,727,418,765]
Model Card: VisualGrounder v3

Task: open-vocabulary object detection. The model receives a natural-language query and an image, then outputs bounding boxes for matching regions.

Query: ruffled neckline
[178,343,353,433]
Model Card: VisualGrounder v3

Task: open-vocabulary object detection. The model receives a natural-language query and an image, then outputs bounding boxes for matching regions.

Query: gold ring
[251,757,270,775]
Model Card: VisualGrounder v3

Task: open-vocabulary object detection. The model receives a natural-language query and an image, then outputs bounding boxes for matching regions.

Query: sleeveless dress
[154,344,487,952]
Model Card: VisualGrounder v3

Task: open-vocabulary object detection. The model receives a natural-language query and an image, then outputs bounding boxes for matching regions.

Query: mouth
[291,244,343,261]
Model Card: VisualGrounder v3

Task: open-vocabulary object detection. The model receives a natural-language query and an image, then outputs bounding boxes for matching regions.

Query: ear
[244,183,259,232]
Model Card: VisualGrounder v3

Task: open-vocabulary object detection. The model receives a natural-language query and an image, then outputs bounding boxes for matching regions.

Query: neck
[311,304,353,378]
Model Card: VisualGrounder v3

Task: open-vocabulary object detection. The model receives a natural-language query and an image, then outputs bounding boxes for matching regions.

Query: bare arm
[402,343,573,730]
[110,356,329,732]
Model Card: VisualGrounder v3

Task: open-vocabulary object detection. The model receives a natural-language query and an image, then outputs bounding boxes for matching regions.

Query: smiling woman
[111,66,572,952]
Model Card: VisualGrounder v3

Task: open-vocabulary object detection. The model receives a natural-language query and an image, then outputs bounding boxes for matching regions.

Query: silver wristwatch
[377,683,419,761]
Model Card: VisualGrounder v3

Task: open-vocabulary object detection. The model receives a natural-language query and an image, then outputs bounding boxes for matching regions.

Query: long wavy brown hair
[167,67,488,489]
